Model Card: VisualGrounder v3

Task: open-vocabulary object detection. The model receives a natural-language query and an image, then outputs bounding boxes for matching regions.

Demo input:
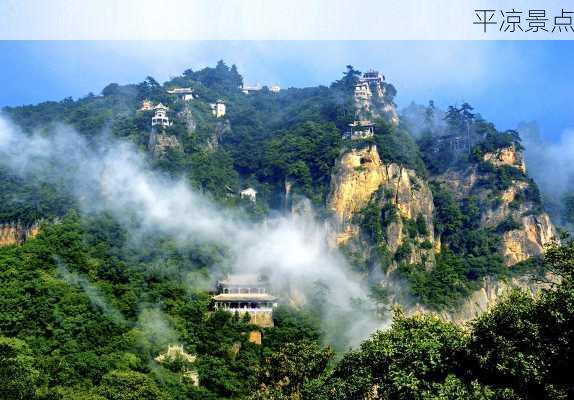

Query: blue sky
[0,41,573,142]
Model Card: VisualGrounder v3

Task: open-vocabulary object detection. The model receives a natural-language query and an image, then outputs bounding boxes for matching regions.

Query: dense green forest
[1,62,572,399]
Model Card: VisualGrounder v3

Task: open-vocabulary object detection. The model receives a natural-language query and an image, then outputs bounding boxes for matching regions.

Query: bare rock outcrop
[434,144,556,266]
[0,222,39,247]
[328,145,435,265]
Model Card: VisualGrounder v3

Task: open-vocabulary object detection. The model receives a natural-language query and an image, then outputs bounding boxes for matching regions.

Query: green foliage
[394,242,411,262]
[431,183,464,237]
[97,370,167,400]
[415,213,429,236]
[0,211,326,399]
[256,341,333,398]
[1,62,569,399]
[467,238,574,399]
[373,119,427,178]
[473,130,523,156]
[496,215,522,233]
[357,199,385,244]
[0,337,41,400]
[304,313,472,399]
[476,162,526,192]
[400,251,472,309]
[260,121,342,203]
[398,183,508,309]
[306,237,574,399]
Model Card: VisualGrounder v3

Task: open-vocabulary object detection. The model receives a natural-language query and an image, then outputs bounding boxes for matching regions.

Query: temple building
[362,69,385,84]
[210,100,226,118]
[268,84,281,93]
[241,84,262,94]
[155,345,199,386]
[167,87,195,101]
[345,120,375,140]
[240,187,257,202]
[139,99,154,111]
[354,81,372,102]
[212,274,277,328]
[151,103,171,127]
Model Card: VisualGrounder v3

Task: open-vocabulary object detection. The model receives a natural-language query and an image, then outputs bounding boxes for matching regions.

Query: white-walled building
[240,187,257,202]
[210,100,226,118]
[167,87,195,101]
[241,84,262,94]
[345,120,375,140]
[269,85,281,93]
[212,274,277,328]
[354,81,372,102]
[152,103,171,127]
[362,69,385,84]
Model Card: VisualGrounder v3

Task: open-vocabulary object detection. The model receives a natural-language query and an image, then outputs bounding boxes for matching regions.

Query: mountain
[0,62,572,399]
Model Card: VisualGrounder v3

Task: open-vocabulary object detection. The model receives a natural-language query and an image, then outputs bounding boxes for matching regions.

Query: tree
[0,337,40,400]
[467,236,574,399]
[97,370,167,400]
[331,65,362,92]
[304,313,473,399]
[258,341,333,398]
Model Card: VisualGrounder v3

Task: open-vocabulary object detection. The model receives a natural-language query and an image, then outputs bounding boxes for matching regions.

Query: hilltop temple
[345,120,375,140]
[151,103,171,127]
[210,100,226,118]
[212,274,277,328]
[167,87,194,101]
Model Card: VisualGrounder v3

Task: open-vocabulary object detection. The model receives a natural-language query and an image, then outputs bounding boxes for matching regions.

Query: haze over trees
[0,62,571,399]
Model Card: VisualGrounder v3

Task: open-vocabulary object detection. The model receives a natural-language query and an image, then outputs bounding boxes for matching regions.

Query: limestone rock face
[353,79,399,126]
[501,213,555,265]
[328,145,435,264]
[434,146,557,267]
[440,274,554,323]
[148,132,182,158]
[248,311,274,328]
[207,120,231,151]
[394,273,555,324]
[328,145,388,230]
[177,106,197,135]
[0,223,39,247]
[483,144,526,173]
[327,139,557,325]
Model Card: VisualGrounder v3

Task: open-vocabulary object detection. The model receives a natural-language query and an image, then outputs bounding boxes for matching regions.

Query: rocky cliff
[328,145,435,266]
[148,132,182,158]
[354,79,399,126]
[482,143,526,173]
[0,222,39,247]
[435,144,556,266]
[400,273,555,324]
[328,142,557,324]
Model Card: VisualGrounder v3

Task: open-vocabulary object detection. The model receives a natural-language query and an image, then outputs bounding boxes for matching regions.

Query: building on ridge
[210,100,226,118]
[212,273,277,328]
[151,103,171,127]
[167,87,195,101]
[345,120,375,140]
[240,187,257,202]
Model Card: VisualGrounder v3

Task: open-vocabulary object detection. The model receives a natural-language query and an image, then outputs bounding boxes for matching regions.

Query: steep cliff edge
[0,222,39,247]
[328,141,557,324]
[434,144,556,266]
[354,76,399,126]
[328,145,435,266]
[402,273,555,324]
[148,132,182,158]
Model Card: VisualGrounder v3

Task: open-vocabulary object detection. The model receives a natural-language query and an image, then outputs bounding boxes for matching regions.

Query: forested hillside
[0,62,572,399]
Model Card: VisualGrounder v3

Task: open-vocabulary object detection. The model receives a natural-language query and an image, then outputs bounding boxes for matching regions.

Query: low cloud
[0,115,385,347]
